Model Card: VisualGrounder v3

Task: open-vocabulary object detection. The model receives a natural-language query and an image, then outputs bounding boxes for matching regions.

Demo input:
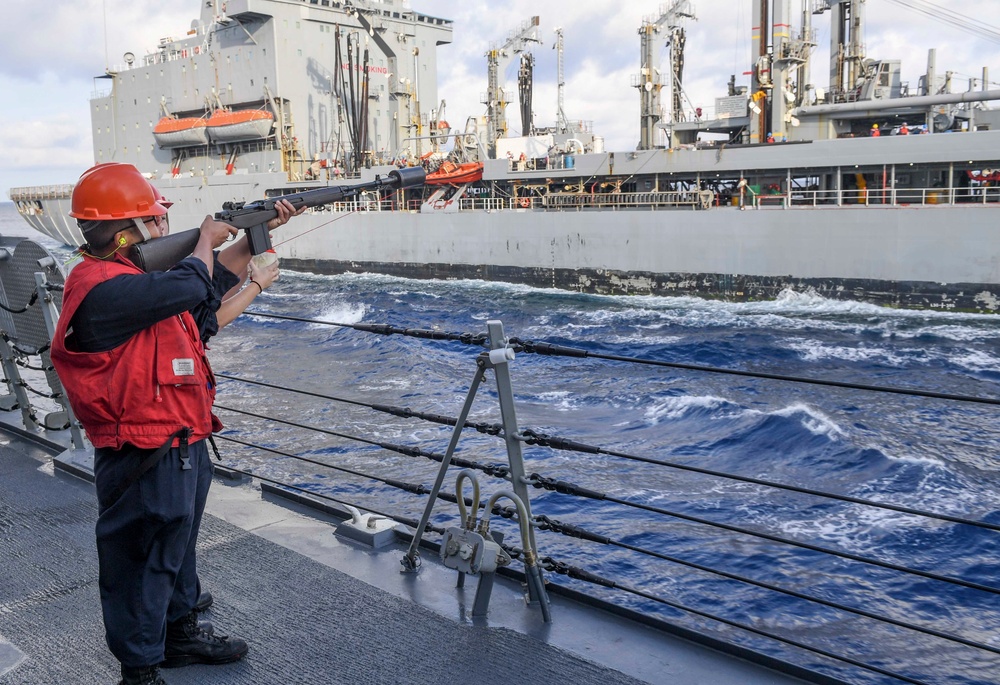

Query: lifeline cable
[525,472,1000,597]
[217,373,1000,534]
[508,337,1000,407]
[216,434,433,498]
[531,553,935,685]
[216,414,999,661]
[238,310,1000,407]
[0,291,38,315]
[534,514,1000,657]
[215,411,993,680]
[214,402,1000,597]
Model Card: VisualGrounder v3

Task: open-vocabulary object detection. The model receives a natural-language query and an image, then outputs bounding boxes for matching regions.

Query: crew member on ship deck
[49,162,302,685]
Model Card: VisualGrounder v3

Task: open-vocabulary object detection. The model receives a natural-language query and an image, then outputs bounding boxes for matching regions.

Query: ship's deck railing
[316,183,1000,216]
[540,190,706,209]
[8,185,74,201]
[756,184,1000,208]
[211,316,1000,685]
[5,247,1000,684]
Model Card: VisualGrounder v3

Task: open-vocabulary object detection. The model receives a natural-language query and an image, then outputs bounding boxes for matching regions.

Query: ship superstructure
[93,0,451,180]
[9,0,1000,312]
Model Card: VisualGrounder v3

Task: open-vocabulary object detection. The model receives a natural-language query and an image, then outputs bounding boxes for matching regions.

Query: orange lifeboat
[152,116,209,148]
[206,109,275,143]
[425,161,484,185]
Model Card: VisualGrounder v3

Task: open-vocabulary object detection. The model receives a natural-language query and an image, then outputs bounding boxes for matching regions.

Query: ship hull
[16,178,1000,312]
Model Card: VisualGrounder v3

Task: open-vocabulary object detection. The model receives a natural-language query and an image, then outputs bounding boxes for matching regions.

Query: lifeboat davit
[153,117,209,148]
[425,161,484,185]
[206,109,275,143]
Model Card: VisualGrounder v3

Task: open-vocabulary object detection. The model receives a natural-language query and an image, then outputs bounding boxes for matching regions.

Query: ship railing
[183,313,1000,685]
[310,197,402,213]
[392,183,1000,215]
[540,191,702,210]
[458,197,516,212]
[8,185,74,201]
[11,251,999,685]
[754,184,1000,208]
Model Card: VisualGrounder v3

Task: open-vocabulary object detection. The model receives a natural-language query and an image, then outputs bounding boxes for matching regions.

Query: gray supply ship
[9,0,1000,311]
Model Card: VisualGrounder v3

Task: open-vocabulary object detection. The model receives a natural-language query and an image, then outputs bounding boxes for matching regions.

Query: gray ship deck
[0,425,821,685]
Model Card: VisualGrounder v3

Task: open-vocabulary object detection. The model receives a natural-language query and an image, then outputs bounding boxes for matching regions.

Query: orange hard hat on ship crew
[148,182,173,210]
[70,163,169,220]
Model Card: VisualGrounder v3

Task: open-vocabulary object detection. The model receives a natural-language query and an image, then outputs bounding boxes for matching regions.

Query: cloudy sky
[3,0,1000,194]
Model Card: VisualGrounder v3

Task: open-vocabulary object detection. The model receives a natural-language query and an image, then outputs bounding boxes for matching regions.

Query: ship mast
[553,28,569,134]
[635,1,695,150]
[826,0,866,102]
[749,0,817,143]
[483,16,540,157]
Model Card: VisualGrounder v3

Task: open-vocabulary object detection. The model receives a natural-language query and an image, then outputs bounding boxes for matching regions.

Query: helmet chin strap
[132,217,153,243]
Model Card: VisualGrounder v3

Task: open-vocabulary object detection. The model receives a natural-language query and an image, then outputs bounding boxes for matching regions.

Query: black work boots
[118,665,166,685]
[161,611,248,668]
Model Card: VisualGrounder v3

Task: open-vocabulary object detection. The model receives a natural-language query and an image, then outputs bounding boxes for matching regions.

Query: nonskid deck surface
[0,432,816,685]
[0,446,645,685]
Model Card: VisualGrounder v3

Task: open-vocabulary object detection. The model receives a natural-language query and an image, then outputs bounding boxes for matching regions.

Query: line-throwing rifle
[134,167,426,272]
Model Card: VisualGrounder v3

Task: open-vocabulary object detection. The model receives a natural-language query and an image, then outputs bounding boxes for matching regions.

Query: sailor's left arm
[216,259,279,329]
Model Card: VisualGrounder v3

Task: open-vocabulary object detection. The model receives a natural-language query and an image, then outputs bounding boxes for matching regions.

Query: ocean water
[4,203,1000,684]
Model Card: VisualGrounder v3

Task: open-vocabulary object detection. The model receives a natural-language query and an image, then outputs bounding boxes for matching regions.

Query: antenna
[102,0,110,72]
[553,28,569,133]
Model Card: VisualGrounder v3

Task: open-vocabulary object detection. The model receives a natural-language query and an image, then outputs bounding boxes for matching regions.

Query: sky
[3,0,1000,195]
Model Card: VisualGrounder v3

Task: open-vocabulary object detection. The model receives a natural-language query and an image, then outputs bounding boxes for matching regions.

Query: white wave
[773,505,923,551]
[893,324,1000,343]
[310,301,366,327]
[786,337,1000,373]
[945,348,1000,372]
[279,273,1000,353]
[644,395,731,423]
[766,403,846,439]
[876,451,945,468]
[643,397,845,440]
[784,339,911,366]
[535,390,580,411]
[284,271,999,321]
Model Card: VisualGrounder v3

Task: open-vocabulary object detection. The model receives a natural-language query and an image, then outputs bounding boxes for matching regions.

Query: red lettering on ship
[340,63,389,75]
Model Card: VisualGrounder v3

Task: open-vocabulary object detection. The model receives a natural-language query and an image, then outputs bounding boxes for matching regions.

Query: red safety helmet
[70,163,169,220]
[148,182,173,210]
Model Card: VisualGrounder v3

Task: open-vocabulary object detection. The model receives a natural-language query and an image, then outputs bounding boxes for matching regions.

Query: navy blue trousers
[93,438,212,667]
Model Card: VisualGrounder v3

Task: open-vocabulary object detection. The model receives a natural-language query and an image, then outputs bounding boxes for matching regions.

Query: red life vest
[50,254,221,449]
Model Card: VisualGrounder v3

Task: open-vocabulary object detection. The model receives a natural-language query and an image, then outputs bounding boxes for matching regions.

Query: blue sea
[4,203,1000,684]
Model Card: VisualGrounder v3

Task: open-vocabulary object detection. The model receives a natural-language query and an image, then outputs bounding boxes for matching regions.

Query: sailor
[871,123,880,137]
[49,162,301,685]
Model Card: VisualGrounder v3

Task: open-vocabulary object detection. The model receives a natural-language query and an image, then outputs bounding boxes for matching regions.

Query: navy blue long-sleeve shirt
[71,254,240,353]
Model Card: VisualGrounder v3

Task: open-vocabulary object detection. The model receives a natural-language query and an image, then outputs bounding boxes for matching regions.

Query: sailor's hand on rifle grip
[267,199,305,231]
[199,215,239,249]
